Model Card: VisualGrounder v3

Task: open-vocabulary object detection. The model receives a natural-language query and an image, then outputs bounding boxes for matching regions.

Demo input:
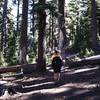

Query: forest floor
[0,65,100,100]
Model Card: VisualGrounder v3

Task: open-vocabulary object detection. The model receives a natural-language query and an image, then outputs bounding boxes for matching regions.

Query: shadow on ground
[0,65,100,100]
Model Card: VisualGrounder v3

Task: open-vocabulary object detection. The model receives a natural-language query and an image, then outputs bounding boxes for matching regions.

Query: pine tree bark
[91,0,100,54]
[36,0,46,72]
[58,0,68,59]
[31,0,35,37]
[0,0,8,51]
[98,18,100,36]
[20,0,29,64]
[16,0,20,32]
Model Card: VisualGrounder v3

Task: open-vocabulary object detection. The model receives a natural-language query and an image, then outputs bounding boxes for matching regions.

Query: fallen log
[66,55,100,67]
[0,64,36,74]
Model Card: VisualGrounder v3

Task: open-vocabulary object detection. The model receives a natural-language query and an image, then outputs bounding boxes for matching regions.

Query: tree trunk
[32,0,35,37]
[91,0,99,54]
[36,0,46,72]
[58,0,68,59]
[51,12,55,50]
[98,18,100,36]
[20,0,29,64]
[0,0,8,51]
[16,0,20,32]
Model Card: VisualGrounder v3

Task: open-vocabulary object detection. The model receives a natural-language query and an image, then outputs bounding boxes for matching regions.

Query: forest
[0,0,100,99]
[0,0,100,70]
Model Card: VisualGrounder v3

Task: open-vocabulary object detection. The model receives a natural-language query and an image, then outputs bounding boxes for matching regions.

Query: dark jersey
[52,56,63,67]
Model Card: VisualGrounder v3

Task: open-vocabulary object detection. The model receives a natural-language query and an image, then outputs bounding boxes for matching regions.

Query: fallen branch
[0,64,36,74]
[66,55,100,67]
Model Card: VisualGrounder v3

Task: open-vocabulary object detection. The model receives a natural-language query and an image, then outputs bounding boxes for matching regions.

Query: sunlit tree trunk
[0,0,8,51]
[91,0,99,54]
[58,0,68,59]
[16,0,20,32]
[31,0,35,37]
[48,15,52,50]
[36,0,46,72]
[20,0,29,64]
[51,12,54,50]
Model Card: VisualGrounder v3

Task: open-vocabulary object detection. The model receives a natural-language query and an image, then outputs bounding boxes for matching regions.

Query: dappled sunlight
[40,87,71,94]
[22,77,46,82]
[20,85,71,97]
[23,86,71,95]
[13,77,46,85]
[61,67,69,72]
[0,65,100,99]
[48,69,53,72]
[67,66,99,75]
[60,82,98,89]
[61,67,72,73]
[23,81,54,88]
[0,80,8,84]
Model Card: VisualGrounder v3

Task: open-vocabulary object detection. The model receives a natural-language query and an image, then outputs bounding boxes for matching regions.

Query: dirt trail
[0,65,100,100]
